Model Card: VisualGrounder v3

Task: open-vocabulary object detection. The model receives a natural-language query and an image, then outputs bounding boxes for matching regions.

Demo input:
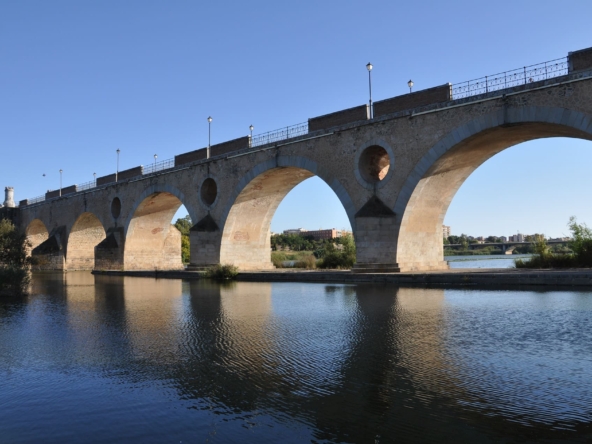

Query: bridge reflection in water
[2,273,589,442]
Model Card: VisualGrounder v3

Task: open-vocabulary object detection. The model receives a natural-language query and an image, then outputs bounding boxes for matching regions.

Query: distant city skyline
[2,1,592,239]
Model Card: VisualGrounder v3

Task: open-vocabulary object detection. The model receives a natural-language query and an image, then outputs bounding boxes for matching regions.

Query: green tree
[318,233,356,269]
[568,216,592,266]
[174,215,192,264]
[0,219,31,295]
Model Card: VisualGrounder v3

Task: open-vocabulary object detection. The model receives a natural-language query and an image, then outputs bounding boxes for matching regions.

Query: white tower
[4,187,15,208]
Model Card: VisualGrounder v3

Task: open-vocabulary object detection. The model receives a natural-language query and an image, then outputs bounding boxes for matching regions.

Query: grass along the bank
[515,217,592,269]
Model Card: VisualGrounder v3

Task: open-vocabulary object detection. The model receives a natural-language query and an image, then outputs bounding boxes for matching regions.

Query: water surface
[446,254,531,269]
[1,272,591,443]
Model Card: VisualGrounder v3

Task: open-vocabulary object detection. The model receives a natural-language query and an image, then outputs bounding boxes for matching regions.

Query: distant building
[281,228,351,240]
[500,236,508,242]
[442,225,451,238]
[283,228,307,235]
[305,228,347,240]
[509,234,524,242]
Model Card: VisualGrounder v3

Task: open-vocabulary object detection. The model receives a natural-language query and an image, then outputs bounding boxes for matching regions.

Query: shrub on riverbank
[0,219,31,296]
[272,251,313,268]
[317,234,356,269]
[204,264,239,280]
[515,217,592,269]
[294,254,317,269]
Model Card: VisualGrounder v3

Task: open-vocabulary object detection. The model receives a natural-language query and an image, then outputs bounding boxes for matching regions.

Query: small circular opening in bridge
[358,145,390,184]
[111,197,121,218]
[200,178,218,206]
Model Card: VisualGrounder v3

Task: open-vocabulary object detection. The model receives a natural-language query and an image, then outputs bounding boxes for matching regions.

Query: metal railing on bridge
[143,158,175,175]
[26,194,45,205]
[251,122,308,147]
[77,180,96,192]
[451,57,568,100]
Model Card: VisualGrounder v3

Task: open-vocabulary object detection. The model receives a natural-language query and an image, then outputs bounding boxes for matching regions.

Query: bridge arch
[219,156,356,270]
[25,219,49,253]
[66,212,107,270]
[393,105,592,271]
[123,184,194,271]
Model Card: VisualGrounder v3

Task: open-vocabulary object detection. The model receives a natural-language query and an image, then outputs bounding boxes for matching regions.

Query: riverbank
[91,267,592,288]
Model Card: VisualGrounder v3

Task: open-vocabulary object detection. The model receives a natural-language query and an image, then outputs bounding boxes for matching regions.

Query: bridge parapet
[569,46,592,73]
[374,84,451,118]
[308,104,369,132]
[46,185,77,199]
[97,166,144,186]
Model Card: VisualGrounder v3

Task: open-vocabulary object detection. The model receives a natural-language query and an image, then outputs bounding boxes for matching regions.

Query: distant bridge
[447,240,570,254]
[4,45,592,272]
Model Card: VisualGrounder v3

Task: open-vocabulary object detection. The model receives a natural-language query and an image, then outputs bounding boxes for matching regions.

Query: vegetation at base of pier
[317,233,356,269]
[271,233,356,269]
[515,217,592,269]
[0,219,31,296]
[205,264,239,280]
[174,215,191,264]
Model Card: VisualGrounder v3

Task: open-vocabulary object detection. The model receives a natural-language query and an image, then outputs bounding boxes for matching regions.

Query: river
[1,271,591,443]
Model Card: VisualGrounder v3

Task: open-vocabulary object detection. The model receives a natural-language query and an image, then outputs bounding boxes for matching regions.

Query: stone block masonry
[374,84,451,117]
[569,47,592,72]
[308,104,369,132]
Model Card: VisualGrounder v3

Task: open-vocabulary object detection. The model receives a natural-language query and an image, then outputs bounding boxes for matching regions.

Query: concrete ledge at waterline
[91,268,592,287]
[92,269,205,279]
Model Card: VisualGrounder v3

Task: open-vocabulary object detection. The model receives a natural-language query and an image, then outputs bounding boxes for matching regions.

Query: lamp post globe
[408,79,414,93]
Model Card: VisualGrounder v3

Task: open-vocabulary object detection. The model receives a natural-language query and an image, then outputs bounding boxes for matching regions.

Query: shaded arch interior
[26,219,49,252]
[124,191,185,271]
[221,166,315,269]
[66,212,107,270]
[396,122,592,270]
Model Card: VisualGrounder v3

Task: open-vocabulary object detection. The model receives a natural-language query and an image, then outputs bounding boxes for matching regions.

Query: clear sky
[1,1,591,239]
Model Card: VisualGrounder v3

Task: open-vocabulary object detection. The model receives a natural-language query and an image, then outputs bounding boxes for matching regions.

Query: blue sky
[1,1,591,238]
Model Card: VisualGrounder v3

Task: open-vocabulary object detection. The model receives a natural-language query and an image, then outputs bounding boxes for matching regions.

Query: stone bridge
[9,46,592,272]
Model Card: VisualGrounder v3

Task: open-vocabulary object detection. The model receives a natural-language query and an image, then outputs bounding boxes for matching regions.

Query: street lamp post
[408,79,414,93]
[116,149,120,182]
[93,172,96,186]
[207,116,212,159]
[154,154,157,169]
[366,62,373,119]
[59,169,63,196]
[249,124,254,147]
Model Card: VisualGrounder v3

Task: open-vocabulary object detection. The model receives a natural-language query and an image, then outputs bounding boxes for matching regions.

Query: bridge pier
[188,216,221,269]
[351,198,401,273]
[31,226,66,271]
[95,227,125,270]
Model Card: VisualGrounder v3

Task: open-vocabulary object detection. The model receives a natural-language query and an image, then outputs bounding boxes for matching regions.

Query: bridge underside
[395,123,592,271]
[124,192,184,271]
[219,166,314,270]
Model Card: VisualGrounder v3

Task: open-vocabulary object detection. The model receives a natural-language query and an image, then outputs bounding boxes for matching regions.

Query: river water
[446,254,532,269]
[1,272,591,443]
